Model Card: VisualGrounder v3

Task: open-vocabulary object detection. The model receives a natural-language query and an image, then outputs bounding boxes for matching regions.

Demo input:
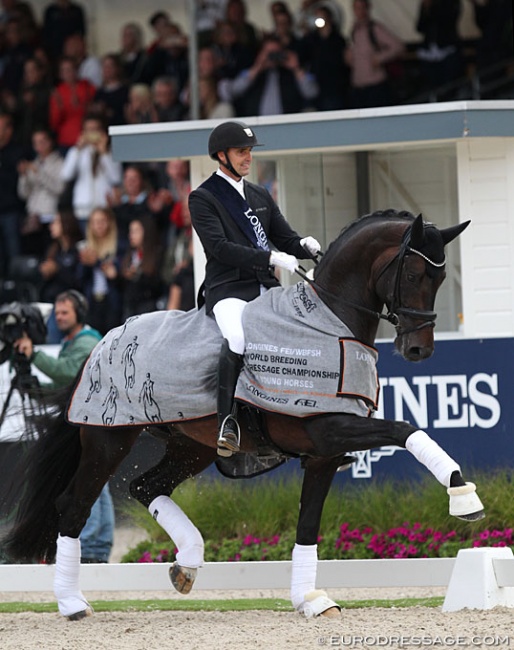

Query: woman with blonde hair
[78,206,122,334]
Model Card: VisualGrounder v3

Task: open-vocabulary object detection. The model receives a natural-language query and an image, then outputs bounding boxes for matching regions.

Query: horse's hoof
[169,561,197,594]
[67,607,93,621]
[448,482,485,521]
[298,590,341,619]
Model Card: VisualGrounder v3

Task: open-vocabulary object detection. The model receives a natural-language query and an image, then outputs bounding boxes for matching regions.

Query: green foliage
[120,470,514,563]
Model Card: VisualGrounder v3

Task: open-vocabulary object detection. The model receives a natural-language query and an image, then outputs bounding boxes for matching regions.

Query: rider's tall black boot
[217,339,244,457]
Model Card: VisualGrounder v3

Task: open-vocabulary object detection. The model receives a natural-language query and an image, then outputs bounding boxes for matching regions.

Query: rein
[296,224,445,337]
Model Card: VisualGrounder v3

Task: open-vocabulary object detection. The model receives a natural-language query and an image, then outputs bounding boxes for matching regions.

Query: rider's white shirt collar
[216,168,245,199]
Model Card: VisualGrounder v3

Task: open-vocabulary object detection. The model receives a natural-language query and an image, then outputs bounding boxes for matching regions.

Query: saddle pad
[67,283,379,428]
[235,283,379,418]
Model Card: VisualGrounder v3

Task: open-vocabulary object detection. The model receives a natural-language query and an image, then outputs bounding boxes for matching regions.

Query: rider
[189,120,321,457]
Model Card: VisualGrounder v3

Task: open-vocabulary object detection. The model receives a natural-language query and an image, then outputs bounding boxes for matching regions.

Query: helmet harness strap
[219,150,241,181]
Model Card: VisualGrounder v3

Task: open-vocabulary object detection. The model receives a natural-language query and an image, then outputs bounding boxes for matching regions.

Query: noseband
[298,222,446,337]
[374,225,446,336]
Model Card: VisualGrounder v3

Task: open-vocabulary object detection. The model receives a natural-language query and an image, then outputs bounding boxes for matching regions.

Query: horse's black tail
[1,385,81,563]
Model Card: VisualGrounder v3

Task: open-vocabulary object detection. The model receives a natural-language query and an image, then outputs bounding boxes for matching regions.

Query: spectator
[147,10,172,55]
[91,53,130,127]
[0,112,24,280]
[294,0,344,38]
[161,197,192,287]
[120,216,163,320]
[300,4,348,110]
[17,127,64,257]
[1,17,33,99]
[196,0,227,47]
[468,0,514,69]
[269,6,302,57]
[118,21,148,84]
[226,0,261,58]
[13,57,52,148]
[14,288,115,564]
[213,20,254,83]
[345,0,404,109]
[42,0,86,66]
[151,75,185,122]
[38,208,83,304]
[123,82,156,125]
[167,237,194,311]
[220,35,318,116]
[78,206,122,334]
[63,32,102,88]
[144,21,189,93]
[416,0,463,92]
[108,163,152,254]
[49,55,96,152]
[60,114,122,227]
[198,75,235,119]
[180,45,222,114]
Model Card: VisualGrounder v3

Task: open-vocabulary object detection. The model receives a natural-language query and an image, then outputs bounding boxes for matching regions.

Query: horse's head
[382,214,470,361]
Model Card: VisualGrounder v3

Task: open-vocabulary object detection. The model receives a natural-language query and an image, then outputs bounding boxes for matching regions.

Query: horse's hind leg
[129,429,217,594]
[54,426,141,619]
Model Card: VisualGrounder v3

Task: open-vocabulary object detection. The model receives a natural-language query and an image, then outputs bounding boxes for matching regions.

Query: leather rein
[296,224,446,337]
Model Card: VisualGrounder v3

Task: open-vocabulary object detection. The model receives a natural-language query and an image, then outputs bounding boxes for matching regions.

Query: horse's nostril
[408,346,433,361]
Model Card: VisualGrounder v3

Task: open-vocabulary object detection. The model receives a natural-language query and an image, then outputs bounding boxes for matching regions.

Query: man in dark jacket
[189,120,320,456]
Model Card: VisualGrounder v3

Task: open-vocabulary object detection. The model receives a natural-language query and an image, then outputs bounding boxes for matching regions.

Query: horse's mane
[316,209,415,275]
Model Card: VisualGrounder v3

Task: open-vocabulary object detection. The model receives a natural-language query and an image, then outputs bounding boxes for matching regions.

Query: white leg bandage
[406,430,460,487]
[53,535,90,617]
[291,543,318,609]
[149,496,204,569]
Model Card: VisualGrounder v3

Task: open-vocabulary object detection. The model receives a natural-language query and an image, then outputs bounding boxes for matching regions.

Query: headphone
[60,289,89,324]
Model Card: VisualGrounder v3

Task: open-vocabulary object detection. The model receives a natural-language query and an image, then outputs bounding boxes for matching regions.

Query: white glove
[300,236,321,256]
[269,250,298,274]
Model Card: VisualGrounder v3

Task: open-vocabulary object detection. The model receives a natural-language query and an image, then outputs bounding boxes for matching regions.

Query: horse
[1,210,485,621]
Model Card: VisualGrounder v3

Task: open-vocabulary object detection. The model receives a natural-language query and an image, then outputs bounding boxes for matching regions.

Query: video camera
[0,302,47,366]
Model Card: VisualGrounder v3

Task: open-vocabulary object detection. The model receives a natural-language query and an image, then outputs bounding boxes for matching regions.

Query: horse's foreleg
[291,456,345,619]
[54,426,141,619]
[129,430,217,594]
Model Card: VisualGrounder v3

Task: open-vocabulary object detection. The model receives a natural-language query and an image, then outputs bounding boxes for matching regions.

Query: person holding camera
[13,289,115,564]
[219,34,318,116]
[60,114,122,231]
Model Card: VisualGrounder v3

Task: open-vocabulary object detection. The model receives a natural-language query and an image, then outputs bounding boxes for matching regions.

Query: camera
[268,51,286,64]
[0,302,47,366]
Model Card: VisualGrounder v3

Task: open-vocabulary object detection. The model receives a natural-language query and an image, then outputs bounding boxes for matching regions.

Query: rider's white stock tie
[54,535,90,617]
[406,429,460,487]
[149,496,204,569]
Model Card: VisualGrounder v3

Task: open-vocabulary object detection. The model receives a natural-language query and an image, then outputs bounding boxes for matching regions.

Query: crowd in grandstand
[0,0,512,338]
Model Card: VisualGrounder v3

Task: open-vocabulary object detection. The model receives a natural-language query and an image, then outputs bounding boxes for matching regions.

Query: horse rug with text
[66,283,379,428]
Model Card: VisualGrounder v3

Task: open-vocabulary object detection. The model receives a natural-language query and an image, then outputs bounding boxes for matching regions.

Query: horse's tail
[1,385,81,563]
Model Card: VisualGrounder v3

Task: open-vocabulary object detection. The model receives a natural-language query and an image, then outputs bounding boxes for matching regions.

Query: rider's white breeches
[213,298,247,354]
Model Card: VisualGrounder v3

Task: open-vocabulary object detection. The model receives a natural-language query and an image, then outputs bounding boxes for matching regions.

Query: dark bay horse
[2,211,484,620]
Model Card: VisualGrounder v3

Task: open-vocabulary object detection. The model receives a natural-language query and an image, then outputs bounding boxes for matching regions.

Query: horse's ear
[440,220,471,246]
[409,213,425,249]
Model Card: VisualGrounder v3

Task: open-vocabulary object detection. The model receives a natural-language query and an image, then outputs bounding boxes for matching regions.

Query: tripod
[0,352,46,438]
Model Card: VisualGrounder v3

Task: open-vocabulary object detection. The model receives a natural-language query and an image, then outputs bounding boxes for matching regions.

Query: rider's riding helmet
[208,121,263,160]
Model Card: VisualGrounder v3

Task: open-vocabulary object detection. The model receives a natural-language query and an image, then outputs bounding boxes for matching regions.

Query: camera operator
[219,34,318,116]
[13,289,115,564]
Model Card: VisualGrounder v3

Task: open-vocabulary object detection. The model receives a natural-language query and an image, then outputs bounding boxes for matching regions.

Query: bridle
[296,223,446,337]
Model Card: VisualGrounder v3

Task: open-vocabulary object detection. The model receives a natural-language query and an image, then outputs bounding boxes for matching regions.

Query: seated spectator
[124,82,156,124]
[49,56,96,152]
[108,163,152,254]
[120,216,163,320]
[345,0,404,109]
[78,206,122,334]
[60,114,122,227]
[416,0,463,92]
[39,208,84,304]
[17,127,65,257]
[151,75,185,122]
[63,32,102,88]
[42,0,86,66]
[300,4,349,110]
[91,53,130,127]
[180,45,222,114]
[118,21,148,84]
[226,0,261,58]
[13,57,52,149]
[220,34,318,116]
[197,75,235,119]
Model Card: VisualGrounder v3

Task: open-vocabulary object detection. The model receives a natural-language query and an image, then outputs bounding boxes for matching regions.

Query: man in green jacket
[14,290,114,563]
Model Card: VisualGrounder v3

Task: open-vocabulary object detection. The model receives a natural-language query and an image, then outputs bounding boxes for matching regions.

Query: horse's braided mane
[316,209,415,273]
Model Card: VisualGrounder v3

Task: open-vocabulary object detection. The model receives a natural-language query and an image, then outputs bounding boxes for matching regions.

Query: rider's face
[220,146,253,178]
